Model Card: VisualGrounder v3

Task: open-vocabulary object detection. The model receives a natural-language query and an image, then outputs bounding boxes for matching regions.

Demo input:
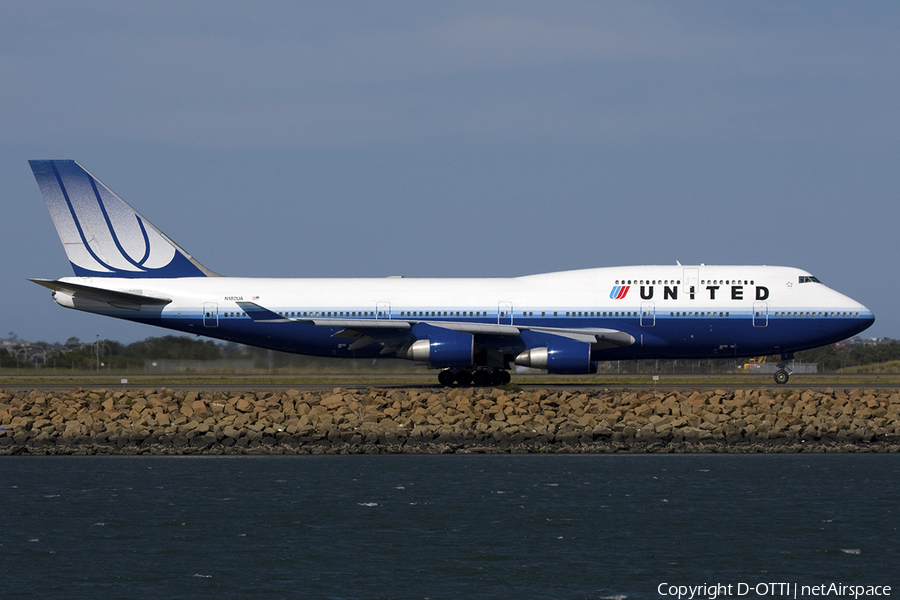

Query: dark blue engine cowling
[515,331,597,374]
[401,323,474,368]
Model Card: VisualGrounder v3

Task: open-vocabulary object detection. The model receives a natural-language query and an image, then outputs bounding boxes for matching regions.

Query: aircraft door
[683,268,699,297]
[203,302,218,327]
[498,302,513,325]
[753,302,768,327]
[376,301,391,320]
[641,302,655,327]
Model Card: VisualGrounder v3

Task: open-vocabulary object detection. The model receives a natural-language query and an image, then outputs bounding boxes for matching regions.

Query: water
[0,455,897,599]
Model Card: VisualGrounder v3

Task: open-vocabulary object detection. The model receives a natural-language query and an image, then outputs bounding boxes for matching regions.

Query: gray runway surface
[2,373,898,393]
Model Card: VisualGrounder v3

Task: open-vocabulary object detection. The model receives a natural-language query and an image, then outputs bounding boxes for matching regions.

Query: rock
[0,387,896,455]
[191,400,211,419]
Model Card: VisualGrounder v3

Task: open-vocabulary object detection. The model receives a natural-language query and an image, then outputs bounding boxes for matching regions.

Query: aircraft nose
[862,311,876,328]
[853,302,876,335]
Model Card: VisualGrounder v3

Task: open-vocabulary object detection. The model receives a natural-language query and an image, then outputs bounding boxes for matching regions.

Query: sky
[1,1,898,344]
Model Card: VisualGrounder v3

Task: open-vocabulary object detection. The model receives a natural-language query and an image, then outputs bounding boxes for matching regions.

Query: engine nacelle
[514,334,597,374]
[398,324,474,368]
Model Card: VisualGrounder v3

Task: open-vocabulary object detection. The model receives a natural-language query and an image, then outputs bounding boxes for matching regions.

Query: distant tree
[795,340,900,371]
[121,336,224,361]
[54,345,97,370]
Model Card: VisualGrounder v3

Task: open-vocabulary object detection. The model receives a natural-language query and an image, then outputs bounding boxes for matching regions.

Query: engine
[398,324,474,368]
[514,334,597,374]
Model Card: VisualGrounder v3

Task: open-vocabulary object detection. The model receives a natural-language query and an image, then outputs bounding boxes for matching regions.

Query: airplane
[28,159,875,386]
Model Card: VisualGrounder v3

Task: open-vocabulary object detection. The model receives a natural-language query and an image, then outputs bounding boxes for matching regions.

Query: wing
[236,301,634,359]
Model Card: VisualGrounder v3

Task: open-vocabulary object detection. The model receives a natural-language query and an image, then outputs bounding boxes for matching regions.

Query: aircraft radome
[29,160,874,386]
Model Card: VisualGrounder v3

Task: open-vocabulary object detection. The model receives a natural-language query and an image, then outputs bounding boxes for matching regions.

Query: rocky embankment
[1,387,899,455]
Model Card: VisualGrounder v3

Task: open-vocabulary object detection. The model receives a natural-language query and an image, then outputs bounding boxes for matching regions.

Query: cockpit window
[799,275,821,284]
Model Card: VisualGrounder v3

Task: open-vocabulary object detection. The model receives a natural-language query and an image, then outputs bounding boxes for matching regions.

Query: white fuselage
[53,265,873,362]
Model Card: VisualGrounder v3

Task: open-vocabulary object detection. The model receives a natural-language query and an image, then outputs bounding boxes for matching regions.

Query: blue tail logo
[30,160,216,278]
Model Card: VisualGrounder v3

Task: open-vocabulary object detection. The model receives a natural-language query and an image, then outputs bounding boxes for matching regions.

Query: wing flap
[418,321,520,335]
[524,327,635,347]
[310,319,411,329]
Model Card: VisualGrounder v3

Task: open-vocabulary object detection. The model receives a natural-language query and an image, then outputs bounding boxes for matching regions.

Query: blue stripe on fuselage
[111,309,874,361]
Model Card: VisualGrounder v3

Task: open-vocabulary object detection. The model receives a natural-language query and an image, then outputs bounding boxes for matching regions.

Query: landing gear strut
[438,368,510,387]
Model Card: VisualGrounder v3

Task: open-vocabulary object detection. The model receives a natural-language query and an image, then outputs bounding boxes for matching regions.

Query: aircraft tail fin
[29,160,219,278]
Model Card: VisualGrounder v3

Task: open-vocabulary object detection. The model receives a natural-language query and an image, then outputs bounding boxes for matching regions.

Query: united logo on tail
[28,160,216,278]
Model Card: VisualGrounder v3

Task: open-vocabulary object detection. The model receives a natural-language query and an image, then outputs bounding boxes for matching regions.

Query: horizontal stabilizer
[30,279,171,311]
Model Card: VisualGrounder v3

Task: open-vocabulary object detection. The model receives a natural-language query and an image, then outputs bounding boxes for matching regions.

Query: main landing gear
[438,368,511,387]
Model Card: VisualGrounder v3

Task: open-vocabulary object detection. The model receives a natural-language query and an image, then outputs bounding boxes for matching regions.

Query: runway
[1,372,898,393]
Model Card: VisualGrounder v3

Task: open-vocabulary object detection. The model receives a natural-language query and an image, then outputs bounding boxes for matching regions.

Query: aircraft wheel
[774,370,789,385]
[455,370,472,386]
[472,370,491,386]
[495,370,511,385]
[438,370,455,386]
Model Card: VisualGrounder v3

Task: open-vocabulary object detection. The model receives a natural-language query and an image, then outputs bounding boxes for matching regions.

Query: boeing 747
[29,160,874,385]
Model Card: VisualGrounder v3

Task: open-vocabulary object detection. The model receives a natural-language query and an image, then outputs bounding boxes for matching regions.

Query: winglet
[29,160,219,278]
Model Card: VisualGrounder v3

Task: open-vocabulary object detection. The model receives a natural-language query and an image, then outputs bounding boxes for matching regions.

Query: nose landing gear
[773,353,793,385]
